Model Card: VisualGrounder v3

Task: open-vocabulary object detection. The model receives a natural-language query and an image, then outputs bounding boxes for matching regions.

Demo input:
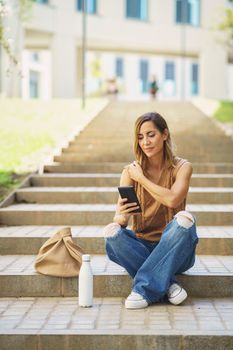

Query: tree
[0,0,32,68]
[218,0,233,51]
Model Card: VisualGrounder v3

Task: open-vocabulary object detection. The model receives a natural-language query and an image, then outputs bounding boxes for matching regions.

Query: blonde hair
[134,112,176,169]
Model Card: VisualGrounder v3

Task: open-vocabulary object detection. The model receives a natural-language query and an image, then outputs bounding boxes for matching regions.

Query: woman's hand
[113,166,141,226]
[126,161,144,183]
[118,198,140,218]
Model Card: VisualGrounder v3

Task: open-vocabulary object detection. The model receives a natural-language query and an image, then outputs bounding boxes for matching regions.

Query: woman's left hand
[126,161,144,182]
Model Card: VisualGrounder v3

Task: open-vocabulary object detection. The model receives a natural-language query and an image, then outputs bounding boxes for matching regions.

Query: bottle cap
[82,254,91,262]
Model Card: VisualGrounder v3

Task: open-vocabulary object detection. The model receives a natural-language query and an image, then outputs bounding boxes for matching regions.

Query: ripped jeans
[104,212,199,304]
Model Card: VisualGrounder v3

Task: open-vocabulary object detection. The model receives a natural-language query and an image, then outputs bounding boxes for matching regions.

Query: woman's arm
[113,168,140,226]
[127,161,193,209]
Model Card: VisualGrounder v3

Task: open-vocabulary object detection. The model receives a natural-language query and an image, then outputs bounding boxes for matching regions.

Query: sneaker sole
[125,300,148,309]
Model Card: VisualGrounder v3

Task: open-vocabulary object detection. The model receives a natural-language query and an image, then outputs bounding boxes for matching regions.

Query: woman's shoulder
[122,163,131,175]
[120,164,134,186]
[172,157,192,177]
[122,161,138,173]
[174,156,191,167]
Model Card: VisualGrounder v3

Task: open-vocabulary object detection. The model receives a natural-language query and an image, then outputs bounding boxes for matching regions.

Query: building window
[175,0,200,26]
[164,61,176,96]
[31,52,39,62]
[77,0,97,14]
[126,0,148,21]
[29,71,39,98]
[116,58,124,78]
[33,0,49,4]
[191,63,199,95]
[139,59,149,93]
[165,62,175,81]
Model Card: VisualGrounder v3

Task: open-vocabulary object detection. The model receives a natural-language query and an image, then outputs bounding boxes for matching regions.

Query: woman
[103,112,199,309]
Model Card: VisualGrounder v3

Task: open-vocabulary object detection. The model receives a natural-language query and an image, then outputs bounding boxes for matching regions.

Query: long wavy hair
[134,112,176,170]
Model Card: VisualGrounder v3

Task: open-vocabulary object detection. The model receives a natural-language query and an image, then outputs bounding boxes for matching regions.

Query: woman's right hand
[113,166,140,226]
[118,198,140,218]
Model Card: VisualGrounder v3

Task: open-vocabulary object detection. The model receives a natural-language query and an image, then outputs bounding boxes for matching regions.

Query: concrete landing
[0,297,232,350]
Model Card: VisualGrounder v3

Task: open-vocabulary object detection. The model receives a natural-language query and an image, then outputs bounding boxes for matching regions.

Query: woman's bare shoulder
[173,157,192,178]
[176,159,193,178]
[120,165,134,186]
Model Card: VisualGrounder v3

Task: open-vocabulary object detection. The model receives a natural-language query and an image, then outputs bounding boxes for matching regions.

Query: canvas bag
[34,227,84,277]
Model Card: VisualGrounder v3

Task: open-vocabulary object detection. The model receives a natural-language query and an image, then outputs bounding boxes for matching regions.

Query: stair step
[188,187,233,203]
[15,187,233,204]
[54,153,233,163]
[44,163,233,174]
[64,143,233,153]
[76,138,232,144]
[60,147,233,163]
[0,226,232,255]
[53,154,133,163]
[62,145,132,153]
[0,204,232,225]
[0,296,232,350]
[32,173,233,187]
[0,255,232,297]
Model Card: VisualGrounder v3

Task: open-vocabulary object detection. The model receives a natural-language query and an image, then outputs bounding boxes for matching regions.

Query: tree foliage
[218,0,233,50]
[0,0,32,67]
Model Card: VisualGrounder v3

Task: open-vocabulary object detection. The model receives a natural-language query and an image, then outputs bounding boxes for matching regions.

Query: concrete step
[63,145,132,153]
[54,153,233,163]
[73,131,224,141]
[74,135,133,141]
[174,138,233,148]
[0,296,232,350]
[44,162,233,174]
[53,154,133,163]
[0,254,232,298]
[31,173,233,188]
[67,139,233,149]
[0,226,232,256]
[15,187,233,204]
[69,143,233,158]
[0,204,233,225]
[66,149,231,163]
[188,187,233,204]
[191,174,233,187]
[62,146,233,160]
[70,138,132,145]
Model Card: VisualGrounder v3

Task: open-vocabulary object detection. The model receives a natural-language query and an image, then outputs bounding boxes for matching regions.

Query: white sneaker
[125,291,148,309]
[168,283,187,305]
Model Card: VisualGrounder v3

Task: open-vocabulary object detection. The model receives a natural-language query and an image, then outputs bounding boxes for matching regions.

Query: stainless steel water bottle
[78,254,93,307]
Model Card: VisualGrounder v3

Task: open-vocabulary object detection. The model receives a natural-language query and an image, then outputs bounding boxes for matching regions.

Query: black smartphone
[118,186,142,213]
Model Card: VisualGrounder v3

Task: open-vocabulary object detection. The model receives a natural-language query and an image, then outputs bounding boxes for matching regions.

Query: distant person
[103,112,198,309]
[149,76,159,99]
[106,78,118,96]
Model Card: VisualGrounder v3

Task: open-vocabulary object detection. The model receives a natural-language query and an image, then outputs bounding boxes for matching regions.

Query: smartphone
[118,186,142,213]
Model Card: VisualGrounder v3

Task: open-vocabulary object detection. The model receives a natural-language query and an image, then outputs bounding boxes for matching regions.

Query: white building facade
[1,0,232,100]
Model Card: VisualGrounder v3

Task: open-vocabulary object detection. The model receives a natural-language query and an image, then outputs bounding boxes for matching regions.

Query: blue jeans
[105,216,199,304]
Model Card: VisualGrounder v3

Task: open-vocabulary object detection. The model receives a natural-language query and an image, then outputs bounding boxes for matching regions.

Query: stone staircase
[0,101,232,349]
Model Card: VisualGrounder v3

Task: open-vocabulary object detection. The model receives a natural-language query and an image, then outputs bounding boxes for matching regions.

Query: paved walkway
[1,297,232,334]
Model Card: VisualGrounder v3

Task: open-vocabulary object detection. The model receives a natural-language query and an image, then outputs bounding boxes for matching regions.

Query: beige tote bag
[35,227,84,277]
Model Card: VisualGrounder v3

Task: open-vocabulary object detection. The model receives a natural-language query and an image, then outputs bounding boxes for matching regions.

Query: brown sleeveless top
[132,157,188,242]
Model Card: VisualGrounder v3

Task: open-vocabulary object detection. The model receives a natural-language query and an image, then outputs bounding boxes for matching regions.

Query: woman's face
[138,121,168,158]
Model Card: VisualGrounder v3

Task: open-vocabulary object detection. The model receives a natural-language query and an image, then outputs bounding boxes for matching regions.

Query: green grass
[0,171,26,202]
[0,98,106,202]
[214,101,233,123]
